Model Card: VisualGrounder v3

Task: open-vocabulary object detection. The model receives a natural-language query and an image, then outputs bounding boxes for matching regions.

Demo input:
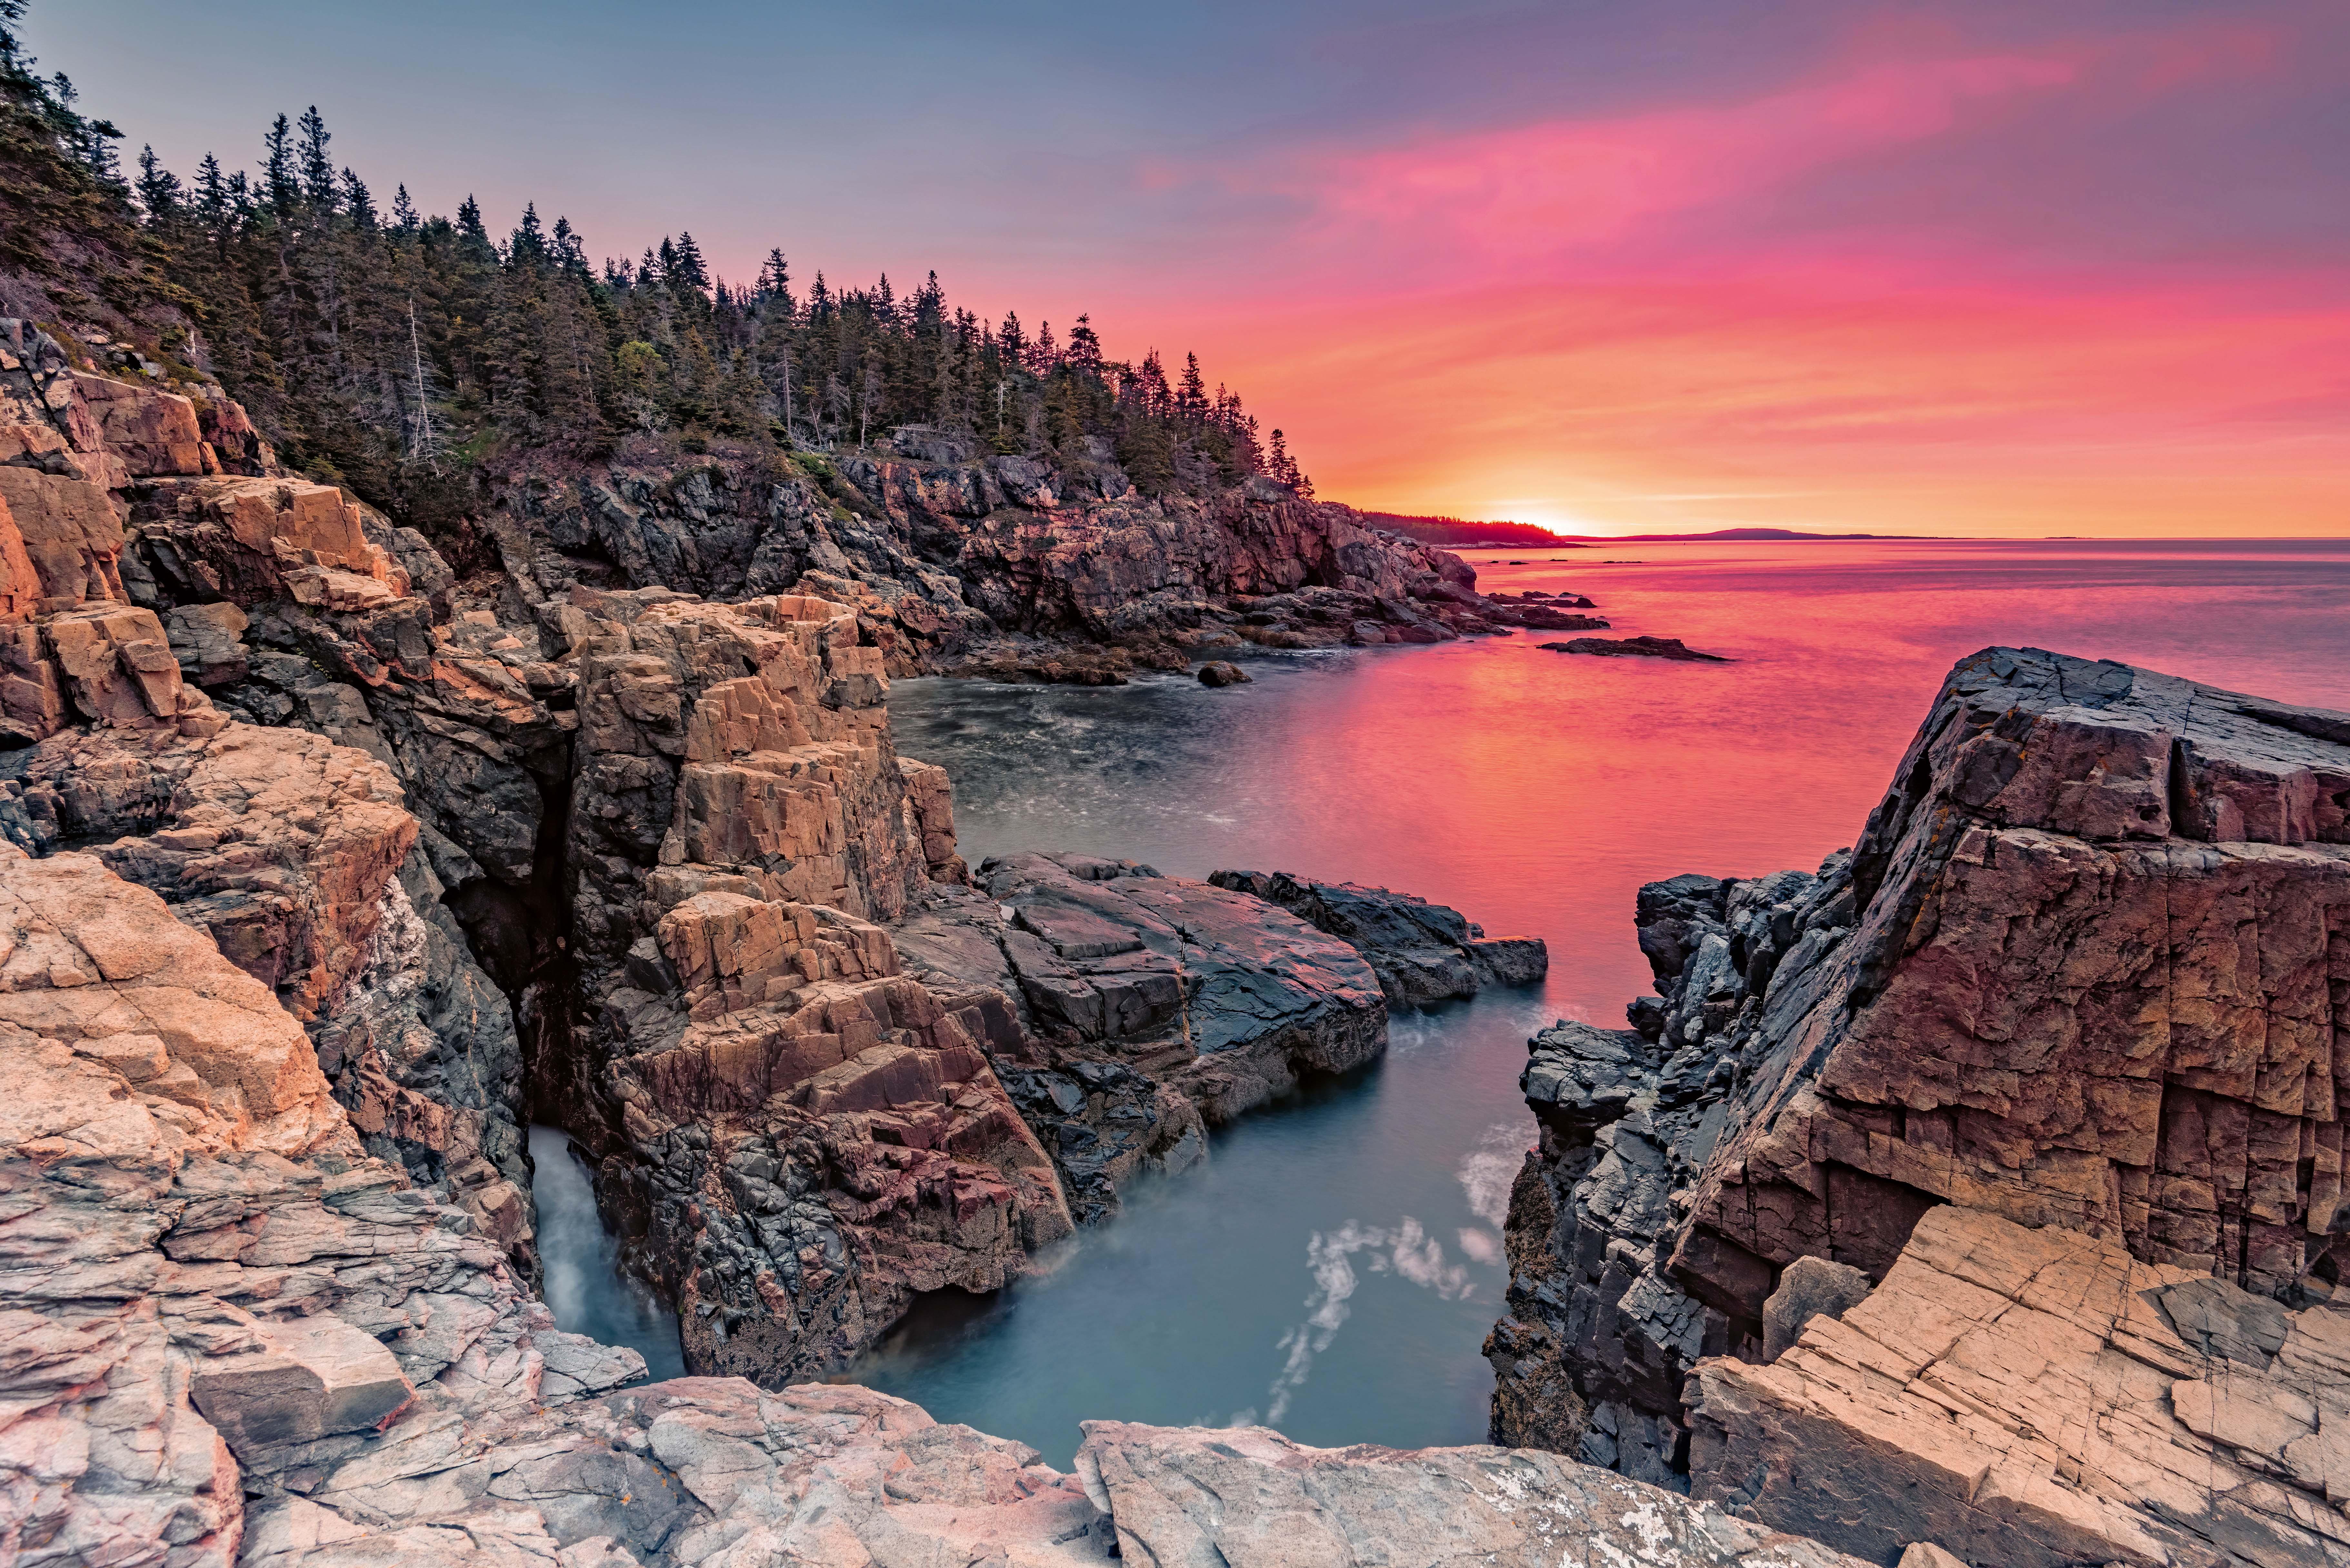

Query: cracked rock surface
[1690,1205,2350,1567]
[1488,646,2350,1527]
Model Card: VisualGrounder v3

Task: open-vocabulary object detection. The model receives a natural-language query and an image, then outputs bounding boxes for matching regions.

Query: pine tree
[1065,314,1101,374]
[261,113,297,216]
[339,168,375,228]
[193,153,228,236]
[670,231,709,293]
[390,182,418,231]
[1178,352,1207,423]
[296,104,335,212]
[511,201,546,267]
[134,144,180,220]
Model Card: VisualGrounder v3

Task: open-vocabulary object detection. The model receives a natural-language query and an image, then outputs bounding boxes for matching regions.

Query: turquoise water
[538,537,2350,1464]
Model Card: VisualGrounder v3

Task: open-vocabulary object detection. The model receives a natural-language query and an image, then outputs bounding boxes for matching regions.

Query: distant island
[1362,517,1928,547]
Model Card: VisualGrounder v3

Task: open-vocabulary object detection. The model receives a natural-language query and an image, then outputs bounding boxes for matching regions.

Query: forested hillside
[0,0,1312,534]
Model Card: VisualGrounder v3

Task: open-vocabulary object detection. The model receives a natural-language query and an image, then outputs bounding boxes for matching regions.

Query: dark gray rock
[893,853,1388,1214]
[1207,868,1547,1007]
[1542,635,1729,661]
[1760,1256,1873,1362]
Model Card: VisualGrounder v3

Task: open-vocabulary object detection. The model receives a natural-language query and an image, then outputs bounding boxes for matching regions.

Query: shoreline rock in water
[1209,867,1548,1007]
[1540,634,1729,661]
[893,853,1389,1221]
[1487,645,2350,1565]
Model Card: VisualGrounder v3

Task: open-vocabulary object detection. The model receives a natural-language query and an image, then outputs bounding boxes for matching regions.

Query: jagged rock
[132,475,411,611]
[1489,647,2350,1500]
[888,855,1398,1222]
[1759,1257,1871,1363]
[72,370,212,478]
[1196,658,1250,686]
[0,721,415,1018]
[0,467,127,609]
[896,754,969,883]
[1688,1205,2350,1568]
[596,888,1073,1384]
[1208,867,1547,1006]
[0,845,351,1154]
[166,599,251,685]
[1543,635,1729,661]
[0,720,538,1273]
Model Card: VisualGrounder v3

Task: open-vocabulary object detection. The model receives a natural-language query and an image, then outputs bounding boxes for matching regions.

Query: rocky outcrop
[0,838,1869,1568]
[1209,867,1548,1006]
[591,888,1071,1386]
[1075,1421,1864,1567]
[1487,647,2350,1503]
[0,720,538,1277]
[1689,1205,2350,1567]
[1543,635,1728,661]
[893,853,1388,1218]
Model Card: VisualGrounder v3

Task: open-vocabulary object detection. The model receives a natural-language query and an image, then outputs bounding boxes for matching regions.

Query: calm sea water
[533,538,2350,1464]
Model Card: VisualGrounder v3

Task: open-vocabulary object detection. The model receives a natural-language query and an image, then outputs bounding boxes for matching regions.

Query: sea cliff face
[0,319,1798,1565]
[1488,645,2350,1564]
[0,315,1556,1391]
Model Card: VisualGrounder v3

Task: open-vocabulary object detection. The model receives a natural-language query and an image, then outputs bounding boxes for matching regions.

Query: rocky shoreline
[9,309,2350,1567]
[1486,645,2350,1565]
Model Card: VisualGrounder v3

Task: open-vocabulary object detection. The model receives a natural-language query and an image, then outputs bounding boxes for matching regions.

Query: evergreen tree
[669,230,708,293]
[390,182,417,230]
[133,143,179,220]
[193,153,227,234]
[339,167,375,228]
[295,104,335,212]
[260,112,296,215]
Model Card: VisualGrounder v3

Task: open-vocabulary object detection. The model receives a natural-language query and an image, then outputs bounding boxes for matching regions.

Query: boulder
[1196,659,1251,686]
[1760,1256,1872,1362]
[189,1314,414,1455]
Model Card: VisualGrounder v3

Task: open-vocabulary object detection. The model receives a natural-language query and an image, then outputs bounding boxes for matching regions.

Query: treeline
[1358,514,1575,549]
[0,4,1314,526]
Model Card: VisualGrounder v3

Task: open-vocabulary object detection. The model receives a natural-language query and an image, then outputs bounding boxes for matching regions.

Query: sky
[29,0,2350,537]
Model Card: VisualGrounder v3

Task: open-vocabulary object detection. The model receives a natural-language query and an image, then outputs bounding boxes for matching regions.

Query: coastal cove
[535,536,2350,1465]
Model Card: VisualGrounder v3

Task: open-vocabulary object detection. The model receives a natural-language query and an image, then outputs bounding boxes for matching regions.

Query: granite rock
[1689,1205,2350,1567]
[894,853,1387,1216]
[1209,867,1547,1006]
[1489,647,2350,1503]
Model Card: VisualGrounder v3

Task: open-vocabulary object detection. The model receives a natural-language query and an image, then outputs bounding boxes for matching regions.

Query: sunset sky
[34,0,2350,537]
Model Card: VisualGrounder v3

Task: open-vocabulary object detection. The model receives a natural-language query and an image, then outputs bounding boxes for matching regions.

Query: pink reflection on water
[1227,538,2350,1026]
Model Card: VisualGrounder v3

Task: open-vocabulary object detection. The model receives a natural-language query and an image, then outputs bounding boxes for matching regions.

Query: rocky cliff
[487,427,1589,683]
[1487,646,2350,1563]
[0,314,1565,1394]
[0,734,1857,1568]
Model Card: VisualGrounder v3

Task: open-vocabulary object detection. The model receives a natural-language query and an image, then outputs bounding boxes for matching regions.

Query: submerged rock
[1542,635,1728,661]
[1196,658,1251,686]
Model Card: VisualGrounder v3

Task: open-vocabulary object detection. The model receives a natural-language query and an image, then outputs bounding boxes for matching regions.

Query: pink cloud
[1305,52,2076,256]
